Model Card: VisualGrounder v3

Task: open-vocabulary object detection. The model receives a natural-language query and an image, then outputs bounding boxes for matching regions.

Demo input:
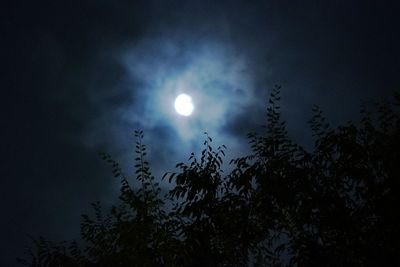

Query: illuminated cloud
[122,37,256,143]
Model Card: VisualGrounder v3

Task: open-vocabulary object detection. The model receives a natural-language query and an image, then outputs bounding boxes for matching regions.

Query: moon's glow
[174,94,194,116]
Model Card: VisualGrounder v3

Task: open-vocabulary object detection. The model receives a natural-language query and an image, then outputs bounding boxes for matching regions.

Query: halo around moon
[174,93,194,116]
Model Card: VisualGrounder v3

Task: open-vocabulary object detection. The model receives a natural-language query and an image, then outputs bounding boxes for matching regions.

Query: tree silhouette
[19,88,400,266]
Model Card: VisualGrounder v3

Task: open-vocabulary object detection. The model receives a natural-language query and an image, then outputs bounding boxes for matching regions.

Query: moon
[174,94,194,116]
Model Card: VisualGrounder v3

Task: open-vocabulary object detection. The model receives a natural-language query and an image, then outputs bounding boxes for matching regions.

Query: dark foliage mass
[19,88,400,266]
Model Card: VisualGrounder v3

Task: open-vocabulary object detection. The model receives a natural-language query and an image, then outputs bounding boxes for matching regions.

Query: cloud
[79,31,262,182]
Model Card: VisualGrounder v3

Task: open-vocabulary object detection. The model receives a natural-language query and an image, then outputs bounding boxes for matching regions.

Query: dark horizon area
[2,1,400,266]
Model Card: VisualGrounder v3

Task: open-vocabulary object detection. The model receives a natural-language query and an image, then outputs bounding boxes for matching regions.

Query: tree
[19,88,400,266]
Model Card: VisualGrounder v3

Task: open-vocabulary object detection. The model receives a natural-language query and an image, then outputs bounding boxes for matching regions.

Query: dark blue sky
[2,1,399,265]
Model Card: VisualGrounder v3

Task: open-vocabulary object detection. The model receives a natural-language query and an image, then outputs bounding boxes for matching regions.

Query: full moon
[174,94,194,116]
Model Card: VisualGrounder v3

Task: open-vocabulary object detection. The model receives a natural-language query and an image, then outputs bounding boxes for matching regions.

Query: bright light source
[174,94,194,116]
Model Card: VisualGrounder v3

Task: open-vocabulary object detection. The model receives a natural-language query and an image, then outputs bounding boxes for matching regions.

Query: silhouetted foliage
[19,88,400,266]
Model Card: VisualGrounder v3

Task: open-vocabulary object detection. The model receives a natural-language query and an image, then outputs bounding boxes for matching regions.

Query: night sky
[2,1,399,265]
